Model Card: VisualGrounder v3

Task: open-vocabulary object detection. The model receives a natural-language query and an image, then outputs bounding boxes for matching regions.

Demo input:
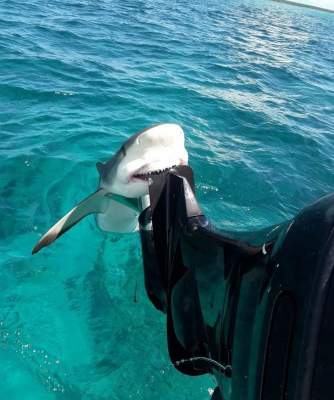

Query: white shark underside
[32,123,188,254]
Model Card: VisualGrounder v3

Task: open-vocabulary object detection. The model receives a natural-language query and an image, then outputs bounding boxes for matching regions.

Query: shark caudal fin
[32,189,110,254]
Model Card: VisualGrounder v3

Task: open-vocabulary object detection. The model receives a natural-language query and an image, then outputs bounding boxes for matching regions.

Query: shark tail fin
[32,188,109,255]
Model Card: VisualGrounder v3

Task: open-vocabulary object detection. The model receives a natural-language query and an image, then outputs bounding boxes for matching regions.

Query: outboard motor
[139,165,334,400]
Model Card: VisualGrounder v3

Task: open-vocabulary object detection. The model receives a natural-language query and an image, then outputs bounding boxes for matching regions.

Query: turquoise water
[1,0,334,398]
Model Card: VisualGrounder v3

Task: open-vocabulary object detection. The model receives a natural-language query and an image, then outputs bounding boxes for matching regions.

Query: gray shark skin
[32,123,188,254]
[95,124,161,185]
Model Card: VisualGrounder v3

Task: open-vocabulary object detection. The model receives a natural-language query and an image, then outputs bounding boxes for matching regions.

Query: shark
[32,123,188,254]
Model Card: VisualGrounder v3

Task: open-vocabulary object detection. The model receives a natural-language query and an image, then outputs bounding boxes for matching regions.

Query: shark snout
[137,123,184,147]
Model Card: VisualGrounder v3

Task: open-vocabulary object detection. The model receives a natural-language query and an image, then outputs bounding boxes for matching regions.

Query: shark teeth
[133,165,177,181]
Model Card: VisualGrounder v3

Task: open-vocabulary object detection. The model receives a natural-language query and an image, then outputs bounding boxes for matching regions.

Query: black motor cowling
[139,166,334,400]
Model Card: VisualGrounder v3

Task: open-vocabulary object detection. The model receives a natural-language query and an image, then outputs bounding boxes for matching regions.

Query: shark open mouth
[132,165,177,181]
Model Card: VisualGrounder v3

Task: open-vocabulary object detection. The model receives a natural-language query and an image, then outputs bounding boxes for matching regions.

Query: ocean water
[1,0,334,398]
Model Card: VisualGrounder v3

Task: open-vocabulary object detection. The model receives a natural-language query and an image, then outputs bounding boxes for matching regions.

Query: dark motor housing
[138,166,334,400]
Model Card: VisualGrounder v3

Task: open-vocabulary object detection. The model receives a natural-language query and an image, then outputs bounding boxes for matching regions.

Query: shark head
[32,123,188,254]
[97,123,188,198]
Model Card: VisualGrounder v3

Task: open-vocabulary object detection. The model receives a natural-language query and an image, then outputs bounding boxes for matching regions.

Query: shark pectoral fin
[32,188,109,255]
